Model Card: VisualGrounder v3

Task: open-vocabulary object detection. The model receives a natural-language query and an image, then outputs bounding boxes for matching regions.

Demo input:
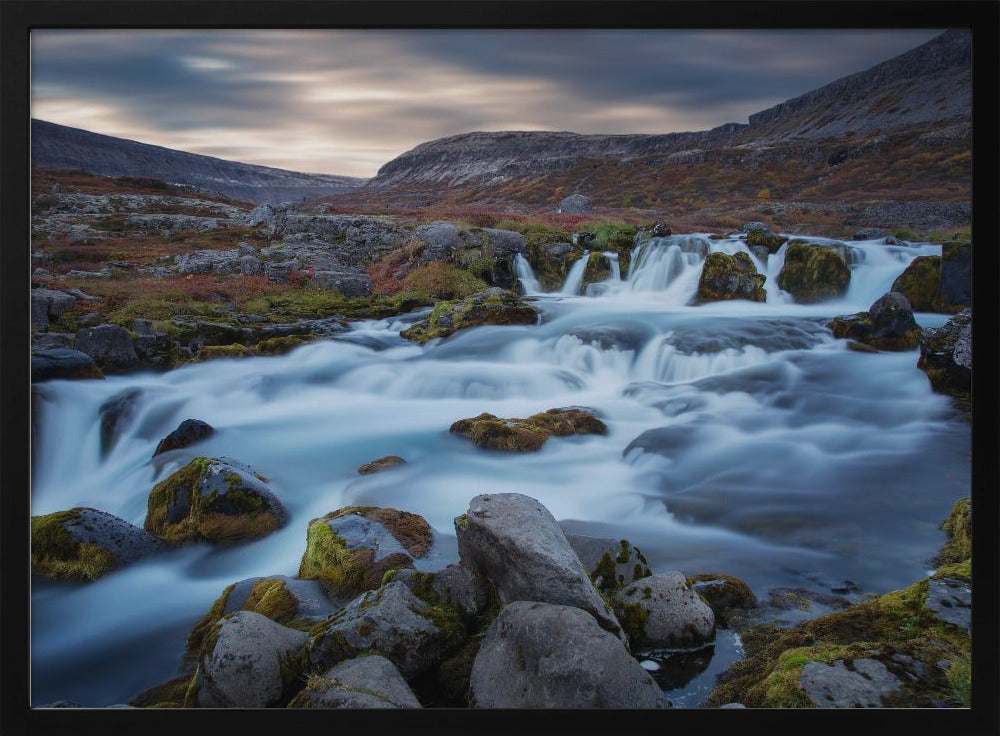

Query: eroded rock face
[288,655,421,708]
[197,611,308,708]
[696,251,766,303]
[777,243,851,303]
[31,507,166,582]
[456,493,624,640]
[309,582,464,679]
[99,388,142,457]
[616,572,716,653]
[918,308,971,398]
[799,659,903,708]
[394,565,489,620]
[469,601,668,708]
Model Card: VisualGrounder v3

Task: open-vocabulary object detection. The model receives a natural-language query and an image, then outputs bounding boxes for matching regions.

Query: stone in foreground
[617,572,716,652]
[288,655,421,708]
[469,602,669,708]
[799,659,903,708]
[456,493,624,639]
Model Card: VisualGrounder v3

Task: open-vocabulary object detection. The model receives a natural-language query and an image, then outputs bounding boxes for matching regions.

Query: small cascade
[604,251,621,281]
[560,252,591,296]
[626,236,707,301]
[514,253,542,295]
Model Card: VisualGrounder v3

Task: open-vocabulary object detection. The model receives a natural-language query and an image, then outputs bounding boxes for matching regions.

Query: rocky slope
[31,119,367,204]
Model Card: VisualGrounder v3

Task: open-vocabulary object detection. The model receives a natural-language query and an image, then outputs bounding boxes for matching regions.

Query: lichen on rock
[777,243,851,303]
[449,407,606,452]
[696,251,767,303]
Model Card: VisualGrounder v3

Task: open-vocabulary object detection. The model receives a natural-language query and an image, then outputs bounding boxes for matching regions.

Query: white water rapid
[31,233,968,707]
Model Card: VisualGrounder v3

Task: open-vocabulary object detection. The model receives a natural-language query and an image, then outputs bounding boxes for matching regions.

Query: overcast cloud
[31,29,941,177]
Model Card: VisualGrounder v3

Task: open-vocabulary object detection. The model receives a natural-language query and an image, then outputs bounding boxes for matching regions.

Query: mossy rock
[707,573,972,708]
[746,230,788,254]
[565,535,653,598]
[934,497,971,566]
[129,675,198,708]
[144,457,286,544]
[777,243,850,303]
[31,507,166,582]
[829,293,921,351]
[449,407,607,453]
[687,573,757,626]
[890,256,941,312]
[581,252,611,290]
[298,506,433,602]
[400,288,538,343]
[696,251,766,303]
[358,455,407,475]
[917,308,971,400]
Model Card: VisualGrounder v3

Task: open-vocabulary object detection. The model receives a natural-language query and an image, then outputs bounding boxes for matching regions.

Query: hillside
[31,119,367,204]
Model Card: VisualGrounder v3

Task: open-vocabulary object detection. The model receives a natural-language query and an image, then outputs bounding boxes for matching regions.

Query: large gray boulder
[413,221,464,264]
[75,324,140,372]
[616,572,716,652]
[394,564,489,620]
[197,611,308,708]
[31,288,77,332]
[564,534,653,597]
[31,348,104,382]
[469,601,669,708]
[309,582,464,680]
[456,493,624,640]
[554,194,591,214]
[799,659,903,708]
[289,655,421,708]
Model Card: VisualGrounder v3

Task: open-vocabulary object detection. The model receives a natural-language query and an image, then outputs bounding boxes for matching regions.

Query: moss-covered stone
[581,252,612,290]
[436,638,482,706]
[890,256,941,312]
[357,455,407,475]
[746,230,788,254]
[449,407,607,453]
[129,675,198,708]
[777,243,851,303]
[144,457,285,545]
[298,506,432,602]
[696,251,766,303]
[917,308,971,400]
[30,509,116,582]
[934,497,971,566]
[400,288,538,343]
[687,573,757,626]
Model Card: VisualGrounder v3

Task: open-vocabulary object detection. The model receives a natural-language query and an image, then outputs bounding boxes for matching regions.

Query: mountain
[31,119,367,204]
[363,29,971,207]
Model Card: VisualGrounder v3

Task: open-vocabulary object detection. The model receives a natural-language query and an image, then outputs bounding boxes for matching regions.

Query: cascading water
[31,233,966,708]
[514,253,541,295]
[559,252,591,295]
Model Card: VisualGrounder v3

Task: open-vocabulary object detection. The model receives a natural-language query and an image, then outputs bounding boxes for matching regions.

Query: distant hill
[31,119,367,204]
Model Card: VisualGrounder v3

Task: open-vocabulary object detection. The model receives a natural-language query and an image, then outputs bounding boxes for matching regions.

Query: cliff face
[368,30,971,191]
[31,119,367,204]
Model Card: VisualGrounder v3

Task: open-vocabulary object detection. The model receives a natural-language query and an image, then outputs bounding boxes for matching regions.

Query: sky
[31,29,941,178]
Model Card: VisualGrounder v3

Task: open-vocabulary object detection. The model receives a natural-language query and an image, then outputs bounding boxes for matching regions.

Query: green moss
[582,252,611,289]
[890,255,941,312]
[381,569,397,585]
[590,552,619,596]
[934,497,971,566]
[437,638,482,706]
[30,509,116,582]
[746,230,788,253]
[587,221,639,250]
[182,670,200,708]
[616,539,632,564]
[450,408,605,453]
[455,513,468,532]
[617,601,651,652]
[129,675,196,708]
[187,582,236,656]
[470,420,548,452]
[697,251,766,303]
[245,578,299,624]
[777,244,851,303]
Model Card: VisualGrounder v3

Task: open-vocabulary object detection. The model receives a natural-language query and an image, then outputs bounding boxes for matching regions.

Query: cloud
[30,29,943,177]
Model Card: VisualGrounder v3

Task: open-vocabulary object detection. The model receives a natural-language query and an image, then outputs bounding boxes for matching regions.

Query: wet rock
[31,348,104,382]
[309,582,464,679]
[565,534,653,597]
[74,324,140,372]
[924,577,972,632]
[696,251,766,303]
[31,507,166,581]
[746,229,788,254]
[449,407,606,453]
[288,655,421,708]
[936,241,971,311]
[197,611,308,708]
[400,288,538,343]
[469,601,668,708]
[687,573,757,626]
[832,292,921,351]
[777,243,851,303]
[456,493,624,640]
[357,455,407,475]
[144,457,286,544]
[554,193,591,214]
[298,506,432,603]
[917,308,971,399]
[617,572,716,652]
[799,659,902,707]
[153,419,215,457]
[582,252,612,289]
[891,256,941,311]
[99,388,142,456]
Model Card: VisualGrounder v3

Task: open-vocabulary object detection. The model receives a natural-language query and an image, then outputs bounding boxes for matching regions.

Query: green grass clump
[30,509,117,582]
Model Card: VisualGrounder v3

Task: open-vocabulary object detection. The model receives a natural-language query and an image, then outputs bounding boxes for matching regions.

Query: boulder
[917,308,971,398]
[31,333,74,351]
[187,575,337,655]
[400,288,538,343]
[31,288,77,332]
[357,455,407,475]
[413,221,464,264]
[582,252,611,289]
[829,292,922,351]
[31,507,166,581]
[853,228,889,240]
[74,324,140,372]
[936,241,971,311]
[456,493,624,639]
[449,407,606,453]
[469,601,668,708]
[745,229,788,254]
[554,193,591,214]
[99,388,142,457]
[288,655,421,708]
[394,564,489,620]
[144,457,286,544]
[311,269,373,297]
[696,251,767,303]
[743,221,769,233]
[309,582,464,679]
[616,572,716,652]
[565,534,653,597]
[777,244,851,303]
[196,611,308,708]
[298,506,432,603]
[31,349,104,382]
[890,256,941,311]
[153,419,215,457]
[799,659,903,708]
[686,573,757,626]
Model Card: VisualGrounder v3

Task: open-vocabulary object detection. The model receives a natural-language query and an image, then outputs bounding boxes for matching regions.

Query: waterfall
[560,252,591,296]
[604,251,621,281]
[514,254,542,295]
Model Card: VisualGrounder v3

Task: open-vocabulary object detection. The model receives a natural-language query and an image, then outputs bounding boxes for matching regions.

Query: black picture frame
[2,2,998,735]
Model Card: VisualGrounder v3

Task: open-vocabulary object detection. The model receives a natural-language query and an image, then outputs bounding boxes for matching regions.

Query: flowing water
[31,234,970,707]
